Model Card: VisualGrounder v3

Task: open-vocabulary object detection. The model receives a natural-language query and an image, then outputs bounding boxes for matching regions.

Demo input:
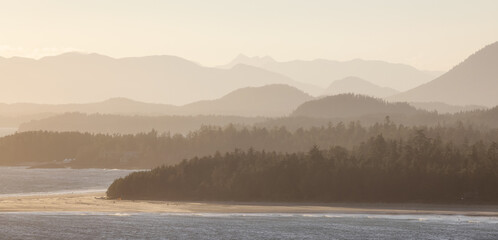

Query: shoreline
[1,192,498,216]
[0,164,146,171]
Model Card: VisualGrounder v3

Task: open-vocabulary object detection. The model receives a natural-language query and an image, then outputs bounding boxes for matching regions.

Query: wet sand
[1,192,498,216]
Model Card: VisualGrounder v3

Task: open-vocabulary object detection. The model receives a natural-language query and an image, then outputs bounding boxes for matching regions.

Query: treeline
[15,95,498,136]
[107,131,498,203]
[18,112,263,135]
[292,94,425,118]
[1,120,498,168]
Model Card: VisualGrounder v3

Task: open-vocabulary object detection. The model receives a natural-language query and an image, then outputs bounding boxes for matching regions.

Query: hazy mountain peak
[222,84,311,99]
[118,54,204,70]
[391,41,498,107]
[40,52,113,61]
[122,54,199,63]
[226,64,324,96]
[0,52,319,104]
[182,84,313,117]
[101,97,142,104]
[222,54,276,69]
[323,76,399,98]
[222,57,439,91]
[453,41,498,69]
[3,56,37,63]
[334,76,367,82]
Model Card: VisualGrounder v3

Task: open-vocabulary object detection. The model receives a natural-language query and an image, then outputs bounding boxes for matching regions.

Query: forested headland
[107,130,498,203]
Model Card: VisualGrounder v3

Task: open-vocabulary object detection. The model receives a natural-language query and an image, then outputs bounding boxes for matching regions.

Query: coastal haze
[1,0,498,239]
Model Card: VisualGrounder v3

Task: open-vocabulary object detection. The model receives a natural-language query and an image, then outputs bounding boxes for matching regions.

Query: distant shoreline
[0,164,144,171]
[1,192,498,216]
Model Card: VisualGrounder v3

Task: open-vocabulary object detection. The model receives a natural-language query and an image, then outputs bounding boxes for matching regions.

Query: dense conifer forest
[1,119,497,171]
[106,130,498,203]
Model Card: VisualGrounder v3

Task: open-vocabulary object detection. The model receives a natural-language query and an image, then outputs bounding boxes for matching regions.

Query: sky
[0,0,497,71]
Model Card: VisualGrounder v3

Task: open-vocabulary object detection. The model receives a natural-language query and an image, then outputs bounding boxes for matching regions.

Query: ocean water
[0,166,136,197]
[0,167,497,239]
[0,212,497,239]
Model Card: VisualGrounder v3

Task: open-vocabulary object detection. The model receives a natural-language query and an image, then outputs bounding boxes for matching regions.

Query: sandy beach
[0,192,497,216]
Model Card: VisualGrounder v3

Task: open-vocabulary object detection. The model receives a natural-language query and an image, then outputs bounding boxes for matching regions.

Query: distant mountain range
[3,41,498,124]
[18,94,498,135]
[0,53,316,105]
[2,82,492,129]
[0,85,312,126]
[322,77,399,98]
[3,51,441,105]
[0,97,177,117]
[181,84,312,117]
[391,41,498,107]
[221,54,441,91]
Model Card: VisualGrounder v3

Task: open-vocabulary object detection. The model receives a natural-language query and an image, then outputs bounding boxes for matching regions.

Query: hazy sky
[1,0,497,71]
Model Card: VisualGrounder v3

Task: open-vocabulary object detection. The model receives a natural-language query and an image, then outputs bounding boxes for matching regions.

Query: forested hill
[180,84,313,117]
[3,121,498,169]
[107,134,498,203]
[292,94,428,118]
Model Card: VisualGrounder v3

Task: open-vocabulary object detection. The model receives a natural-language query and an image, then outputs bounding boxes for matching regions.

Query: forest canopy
[1,120,498,169]
[107,131,498,203]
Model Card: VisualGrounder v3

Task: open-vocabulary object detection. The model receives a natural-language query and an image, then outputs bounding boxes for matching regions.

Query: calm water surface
[0,166,136,197]
[0,167,497,239]
[0,212,497,239]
